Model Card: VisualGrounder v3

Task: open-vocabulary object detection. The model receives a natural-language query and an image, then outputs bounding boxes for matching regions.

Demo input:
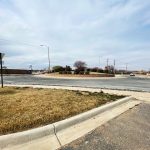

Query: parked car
[130,73,135,76]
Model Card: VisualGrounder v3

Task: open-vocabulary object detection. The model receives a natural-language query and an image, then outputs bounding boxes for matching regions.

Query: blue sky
[0,0,150,70]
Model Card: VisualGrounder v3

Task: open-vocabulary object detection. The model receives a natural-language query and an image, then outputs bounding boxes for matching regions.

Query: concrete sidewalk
[102,89,150,103]
[60,103,150,150]
[6,84,150,102]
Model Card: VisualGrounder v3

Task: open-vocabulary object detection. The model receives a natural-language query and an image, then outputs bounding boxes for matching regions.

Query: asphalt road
[60,103,150,150]
[3,75,150,92]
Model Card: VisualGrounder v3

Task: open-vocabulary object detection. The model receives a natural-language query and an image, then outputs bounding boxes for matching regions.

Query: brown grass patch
[0,87,124,135]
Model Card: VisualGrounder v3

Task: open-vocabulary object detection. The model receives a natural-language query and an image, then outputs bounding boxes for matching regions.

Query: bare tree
[74,61,87,71]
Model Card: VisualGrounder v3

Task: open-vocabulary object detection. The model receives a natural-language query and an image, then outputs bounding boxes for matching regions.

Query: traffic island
[0,87,124,135]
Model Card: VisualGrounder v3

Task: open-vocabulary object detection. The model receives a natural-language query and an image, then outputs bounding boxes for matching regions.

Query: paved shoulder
[60,103,150,150]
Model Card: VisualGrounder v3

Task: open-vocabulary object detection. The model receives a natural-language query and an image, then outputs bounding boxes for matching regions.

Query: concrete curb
[0,124,54,149]
[0,96,136,150]
[54,96,133,132]
[56,99,141,146]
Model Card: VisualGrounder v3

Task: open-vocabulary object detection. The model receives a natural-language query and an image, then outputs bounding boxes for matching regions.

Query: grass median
[0,87,124,135]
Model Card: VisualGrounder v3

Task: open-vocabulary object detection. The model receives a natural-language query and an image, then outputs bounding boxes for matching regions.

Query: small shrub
[74,70,80,74]
[67,71,72,74]
[79,71,84,74]
[53,66,64,72]
[85,71,90,75]
[62,71,67,74]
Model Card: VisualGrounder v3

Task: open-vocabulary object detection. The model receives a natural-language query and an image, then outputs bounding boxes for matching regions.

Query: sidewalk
[6,84,150,102]
[102,89,150,103]
[60,103,150,150]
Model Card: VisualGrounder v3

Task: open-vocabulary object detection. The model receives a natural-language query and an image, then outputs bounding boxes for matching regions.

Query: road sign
[0,53,5,59]
[0,53,4,88]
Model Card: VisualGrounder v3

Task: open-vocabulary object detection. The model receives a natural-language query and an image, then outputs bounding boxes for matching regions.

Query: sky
[0,0,150,71]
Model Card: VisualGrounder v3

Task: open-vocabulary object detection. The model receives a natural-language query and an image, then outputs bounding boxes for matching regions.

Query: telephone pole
[107,58,109,67]
[114,59,116,75]
[126,63,128,74]
[107,58,109,73]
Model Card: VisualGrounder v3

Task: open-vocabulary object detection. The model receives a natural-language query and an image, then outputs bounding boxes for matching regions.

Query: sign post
[0,53,4,88]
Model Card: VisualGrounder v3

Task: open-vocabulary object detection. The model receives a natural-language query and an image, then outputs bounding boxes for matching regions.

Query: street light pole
[114,59,116,75]
[126,63,128,74]
[40,45,51,73]
[47,46,50,73]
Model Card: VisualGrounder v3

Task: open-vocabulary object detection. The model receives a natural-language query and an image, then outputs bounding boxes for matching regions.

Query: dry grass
[0,87,124,135]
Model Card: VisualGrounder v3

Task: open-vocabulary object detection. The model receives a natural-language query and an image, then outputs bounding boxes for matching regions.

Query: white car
[130,73,135,76]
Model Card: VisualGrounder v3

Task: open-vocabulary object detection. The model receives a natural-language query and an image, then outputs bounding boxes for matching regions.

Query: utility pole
[29,65,33,74]
[126,63,128,74]
[107,58,109,67]
[113,59,116,75]
[0,53,4,88]
[48,46,50,73]
[107,58,109,73]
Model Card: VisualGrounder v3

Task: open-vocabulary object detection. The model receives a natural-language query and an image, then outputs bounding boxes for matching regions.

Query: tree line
[52,60,115,74]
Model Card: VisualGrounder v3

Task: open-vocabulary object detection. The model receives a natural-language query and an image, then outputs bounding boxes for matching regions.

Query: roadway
[3,75,150,92]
